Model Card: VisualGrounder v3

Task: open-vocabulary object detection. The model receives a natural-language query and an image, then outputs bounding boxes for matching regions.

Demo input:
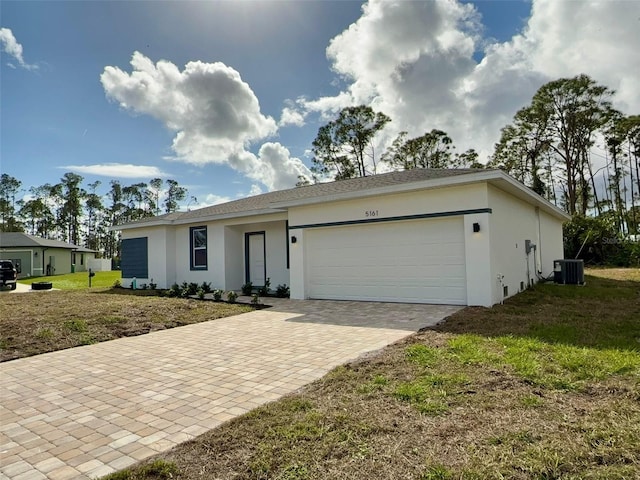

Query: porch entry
[245,231,266,287]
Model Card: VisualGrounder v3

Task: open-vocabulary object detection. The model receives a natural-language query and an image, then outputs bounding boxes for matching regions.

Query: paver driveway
[0,299,461,480]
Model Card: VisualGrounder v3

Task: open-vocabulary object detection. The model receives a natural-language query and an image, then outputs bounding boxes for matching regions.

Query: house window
[190,226,208,270]
[80,254,84,266]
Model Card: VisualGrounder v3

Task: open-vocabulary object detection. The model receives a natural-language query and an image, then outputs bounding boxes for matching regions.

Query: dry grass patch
[0,289,251,361]
[102,270,639,480]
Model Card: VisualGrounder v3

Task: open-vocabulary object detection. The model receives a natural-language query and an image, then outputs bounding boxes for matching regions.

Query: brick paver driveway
[0,299,461,480]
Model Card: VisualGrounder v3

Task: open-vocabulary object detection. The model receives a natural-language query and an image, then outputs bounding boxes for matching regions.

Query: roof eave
[110,219,175,231]
[172,208,287,225]
[112,208,287,230]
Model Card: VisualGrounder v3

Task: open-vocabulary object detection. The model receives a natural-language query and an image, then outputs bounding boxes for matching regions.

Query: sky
[1,0,639,210]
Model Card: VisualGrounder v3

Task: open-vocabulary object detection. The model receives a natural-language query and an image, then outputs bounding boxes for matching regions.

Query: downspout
[536,207,543,275]
[42,247,48,276]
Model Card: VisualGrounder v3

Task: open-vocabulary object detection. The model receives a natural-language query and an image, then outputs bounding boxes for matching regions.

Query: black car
[0,260,18,290]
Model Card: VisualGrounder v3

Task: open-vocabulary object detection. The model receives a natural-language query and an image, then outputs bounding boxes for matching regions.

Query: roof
[114,168,570,230]
[0,232,96,252]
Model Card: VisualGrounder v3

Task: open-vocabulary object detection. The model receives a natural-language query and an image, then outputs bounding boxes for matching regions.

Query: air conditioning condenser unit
[553,259,585,285]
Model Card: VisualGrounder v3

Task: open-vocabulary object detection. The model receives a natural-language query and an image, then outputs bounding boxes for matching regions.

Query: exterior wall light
[473,222,480,233]
[291,236,297,244]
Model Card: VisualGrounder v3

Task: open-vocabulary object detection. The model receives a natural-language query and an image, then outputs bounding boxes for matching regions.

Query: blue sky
[1,0,637,209]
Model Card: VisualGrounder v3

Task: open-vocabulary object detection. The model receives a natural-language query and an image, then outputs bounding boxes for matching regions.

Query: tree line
[0,174,191,259]
[306,74,638,265]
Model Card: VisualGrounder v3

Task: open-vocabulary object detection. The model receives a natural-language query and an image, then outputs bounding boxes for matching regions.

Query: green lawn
[18,270,121,290]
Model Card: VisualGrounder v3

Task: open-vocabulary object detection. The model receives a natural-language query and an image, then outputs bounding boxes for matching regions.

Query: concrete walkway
[0,283,57,294]
[0,300,461,480]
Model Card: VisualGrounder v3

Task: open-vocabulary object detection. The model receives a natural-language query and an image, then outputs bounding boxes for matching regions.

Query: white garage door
[306,217,466,305]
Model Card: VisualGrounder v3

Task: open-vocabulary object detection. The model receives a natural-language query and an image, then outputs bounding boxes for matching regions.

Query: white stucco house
[114,169,570,307]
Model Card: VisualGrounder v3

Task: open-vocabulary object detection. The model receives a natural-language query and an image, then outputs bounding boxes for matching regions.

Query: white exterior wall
[174,223,226,288]
[487,185,564,304]
[121,226,173,288]
[538,209,565,274]
[463,212,493,306]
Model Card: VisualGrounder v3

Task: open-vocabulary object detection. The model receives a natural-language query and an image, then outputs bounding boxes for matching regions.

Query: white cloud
[61,163,168,179]
[0,27,38,70]
[248,184,263,197]
[230,142,311,191]
[193,193,232,209]
[101,52,309,190]
[279,106,306,127]
[299,0,639,163]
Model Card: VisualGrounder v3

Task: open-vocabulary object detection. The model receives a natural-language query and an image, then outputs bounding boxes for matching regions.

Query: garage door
[306,217,466,305]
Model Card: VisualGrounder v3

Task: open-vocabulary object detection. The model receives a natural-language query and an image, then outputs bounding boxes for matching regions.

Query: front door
[245,232,266,287]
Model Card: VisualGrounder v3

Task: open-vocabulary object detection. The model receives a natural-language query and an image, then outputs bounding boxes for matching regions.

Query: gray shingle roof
[120,169,488,227]
[0,232,95,251]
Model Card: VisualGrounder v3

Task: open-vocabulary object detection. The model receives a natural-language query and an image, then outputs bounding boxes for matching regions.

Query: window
[190,226,208,270]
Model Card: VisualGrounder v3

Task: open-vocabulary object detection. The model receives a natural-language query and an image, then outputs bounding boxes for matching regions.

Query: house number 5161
[365,210,379,217]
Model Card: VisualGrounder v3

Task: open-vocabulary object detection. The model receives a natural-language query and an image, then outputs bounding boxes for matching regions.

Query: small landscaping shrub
[167,283,181,297]
[197,288,206,300]
[276,283,290,298]
[200,281,212,293]
[213,289,223,301]
[227,291,238,303]
[149,279,157,290]
[112,279,122,288]
[258,277,271,296]
[251,293,261,305]
[241,281,253,295]
[140,283,148,290]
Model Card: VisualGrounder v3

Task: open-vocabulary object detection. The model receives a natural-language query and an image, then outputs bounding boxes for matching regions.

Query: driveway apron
[0,300,461,480]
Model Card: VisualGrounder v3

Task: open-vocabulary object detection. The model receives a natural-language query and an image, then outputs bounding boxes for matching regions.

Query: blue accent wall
[121,237,148,278]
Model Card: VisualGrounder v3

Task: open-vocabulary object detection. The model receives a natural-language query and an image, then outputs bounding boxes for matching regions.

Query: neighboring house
[0,232,97,278]
[114,169,570,307]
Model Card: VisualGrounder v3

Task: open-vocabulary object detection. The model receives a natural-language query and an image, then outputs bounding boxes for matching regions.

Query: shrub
[213,289,223,301]
[197,288,206,300]
[168,283,181,297]
[241,282,253,295]
[564,214,639,266]
[149,279,157,290]
[200,281,212,293]
[258,277,271,296]
[276,284,290,298]
[227,291,238,303]
[112,279,122,289]
[251,293,261,305]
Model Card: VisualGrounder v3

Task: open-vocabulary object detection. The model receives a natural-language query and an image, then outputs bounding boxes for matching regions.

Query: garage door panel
[306,218,466,305]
